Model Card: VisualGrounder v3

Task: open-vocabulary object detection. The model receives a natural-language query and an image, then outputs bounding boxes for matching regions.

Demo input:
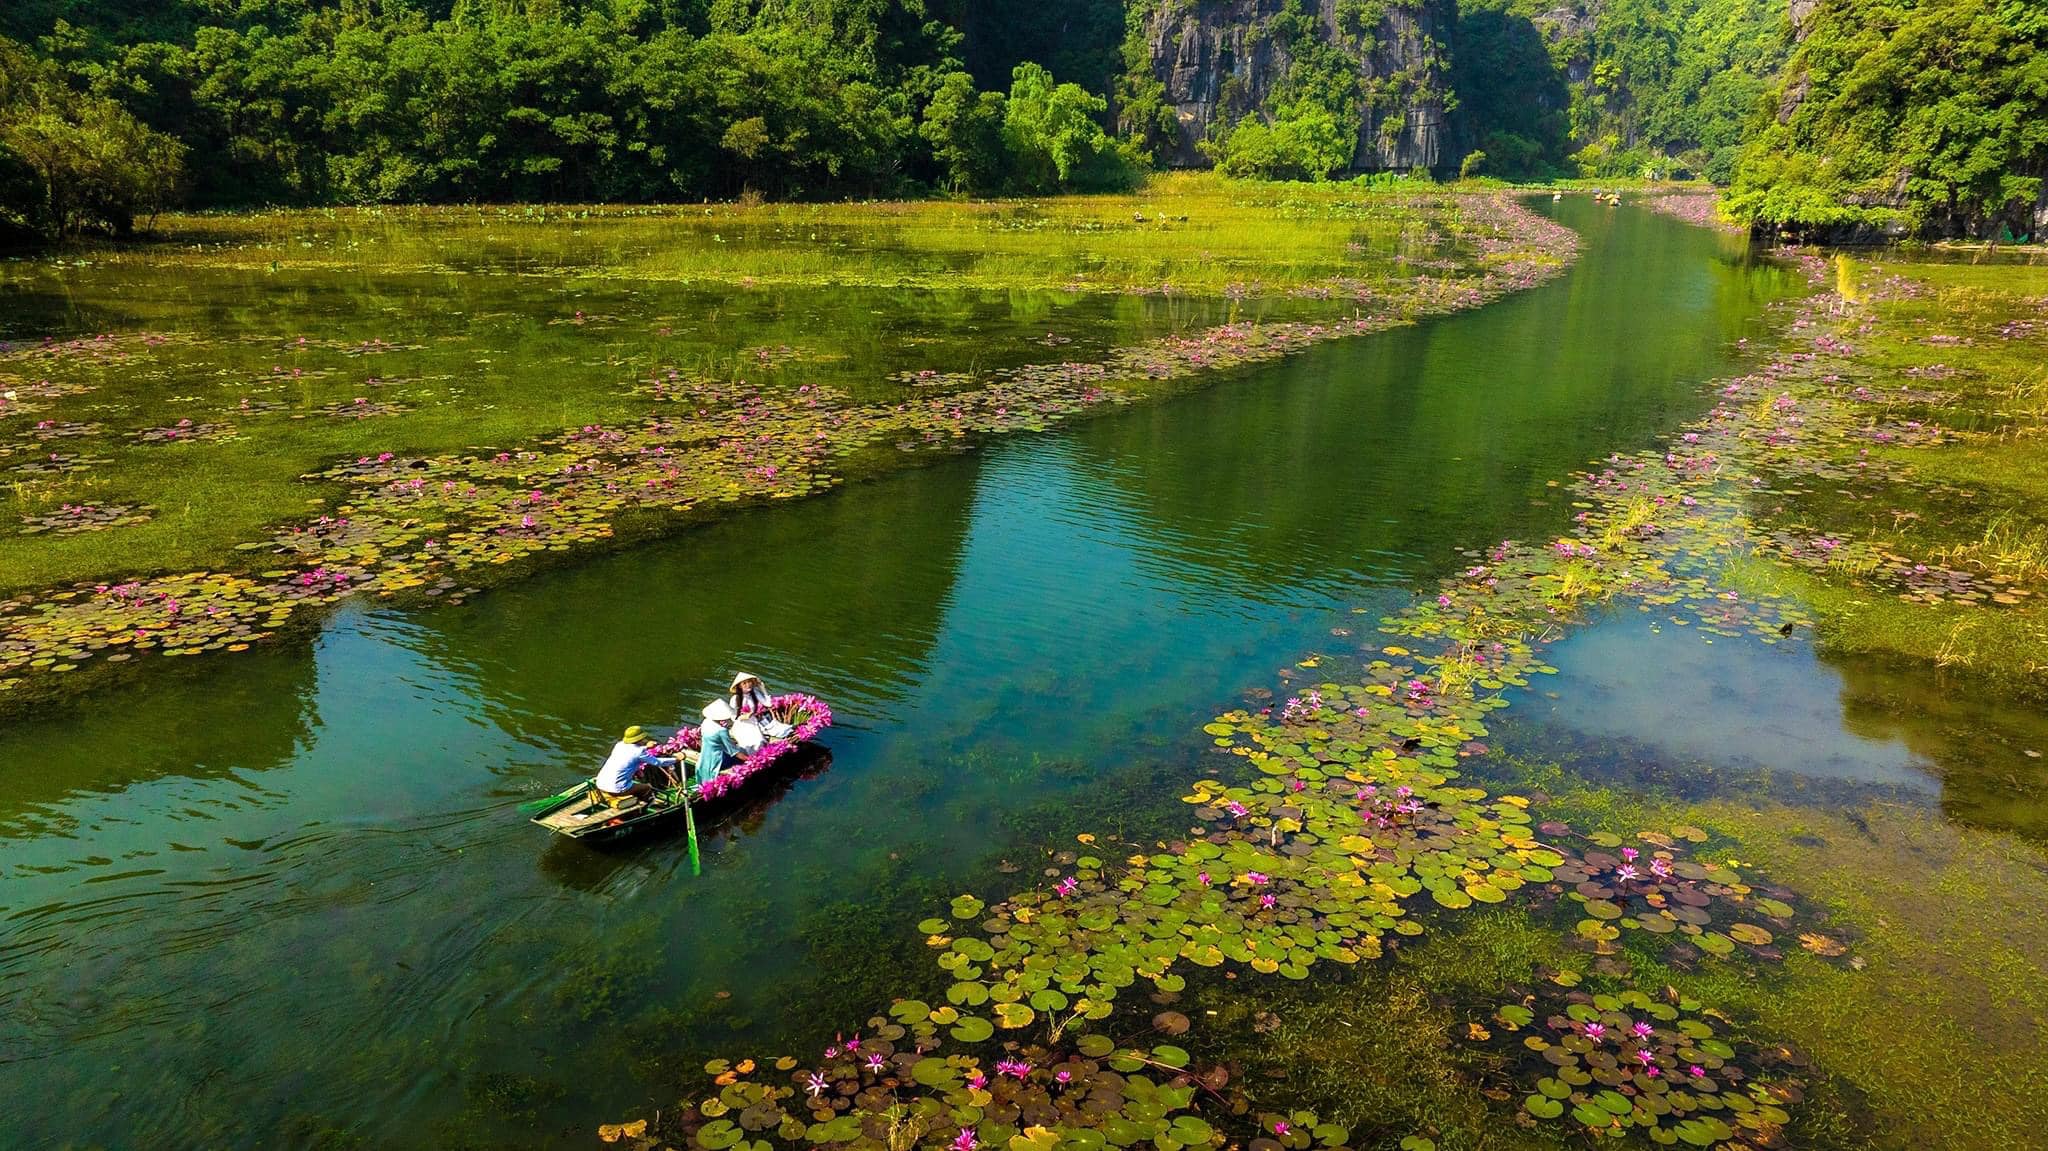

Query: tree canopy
[0,0,2042,240]
[1726,0,2048,238]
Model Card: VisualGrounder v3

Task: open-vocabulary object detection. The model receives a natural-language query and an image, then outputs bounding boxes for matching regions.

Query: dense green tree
[1206,104,1355,181]
[1002,61,1134,192]
[0,0,2040,239]
[0,35,186,236]
[1727,0,2048,238]
[919,70,1008,192]
[1450,2,1570,179]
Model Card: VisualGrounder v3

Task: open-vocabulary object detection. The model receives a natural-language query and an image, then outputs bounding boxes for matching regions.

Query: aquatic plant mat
[592,246,2048,1149]
[0,181,1575,703]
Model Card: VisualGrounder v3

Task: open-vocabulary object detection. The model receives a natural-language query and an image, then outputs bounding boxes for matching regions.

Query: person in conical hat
[726,671,778,719]
[695,698,746,786]
[726,671,796,746]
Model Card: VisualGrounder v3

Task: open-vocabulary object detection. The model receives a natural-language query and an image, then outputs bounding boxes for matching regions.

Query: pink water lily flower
[953,1130,977,1151]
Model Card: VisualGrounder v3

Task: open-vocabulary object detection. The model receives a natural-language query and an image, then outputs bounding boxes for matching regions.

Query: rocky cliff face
[1134,0,1452,172]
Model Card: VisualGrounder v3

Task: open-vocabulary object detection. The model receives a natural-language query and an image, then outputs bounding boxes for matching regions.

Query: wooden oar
[518,789,574,816]
[683,784,701,876]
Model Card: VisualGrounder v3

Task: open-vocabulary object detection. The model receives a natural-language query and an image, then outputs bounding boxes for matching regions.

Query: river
[0,200,1877,1148]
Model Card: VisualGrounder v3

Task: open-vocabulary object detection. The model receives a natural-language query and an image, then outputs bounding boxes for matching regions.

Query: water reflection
[1829,651,2048,835]
[1070,201,1801,597]
[1505,605,2048,839]
[1513,619,1940,793]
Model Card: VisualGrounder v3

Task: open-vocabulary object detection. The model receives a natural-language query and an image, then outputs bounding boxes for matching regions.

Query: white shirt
[596,741,649,792]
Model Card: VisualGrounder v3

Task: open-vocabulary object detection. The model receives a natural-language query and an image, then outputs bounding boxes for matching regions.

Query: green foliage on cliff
[1451,0,1786,181]
[1198,0,1366,181]
[1726,0,2048,238]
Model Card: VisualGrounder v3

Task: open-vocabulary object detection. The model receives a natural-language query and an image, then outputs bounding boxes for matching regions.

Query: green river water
[2,201,2030,1149]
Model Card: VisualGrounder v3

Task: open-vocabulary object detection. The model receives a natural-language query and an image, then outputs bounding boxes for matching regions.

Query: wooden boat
[528,773,698,841]
[528,693,833,844]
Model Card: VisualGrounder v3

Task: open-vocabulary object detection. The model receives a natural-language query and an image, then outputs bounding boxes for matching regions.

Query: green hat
[622,725,645,742]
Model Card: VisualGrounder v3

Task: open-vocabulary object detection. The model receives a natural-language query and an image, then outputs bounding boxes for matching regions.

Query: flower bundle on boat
[654,692,833,801]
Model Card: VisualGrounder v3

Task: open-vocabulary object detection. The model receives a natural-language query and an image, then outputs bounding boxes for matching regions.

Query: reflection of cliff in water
[1066,201,1804,600]
[393,451,982,757]
[1493,611,2048,843]
[1826,650,2048,840]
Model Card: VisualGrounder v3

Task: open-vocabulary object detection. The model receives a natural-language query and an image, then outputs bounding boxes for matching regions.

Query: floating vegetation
[24,419,102,441]
[306,397,410,420]
[1472,977,1806,1147]
[746,344,808,369]
[9,451,107,477]
[1640,191,1743,235]
[134,419,238,444]
[16,503,154,536]
[1533,823,1817,963]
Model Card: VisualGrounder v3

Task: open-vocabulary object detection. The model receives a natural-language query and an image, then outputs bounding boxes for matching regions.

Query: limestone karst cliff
[1129,0,1452,173]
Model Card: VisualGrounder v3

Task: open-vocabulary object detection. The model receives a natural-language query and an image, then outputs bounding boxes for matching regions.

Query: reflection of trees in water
[391,453,981,755]
[1065,208,1801,601]
[0,631,320,822]
[1482,635,2048,844]
[1826,650,2048,840]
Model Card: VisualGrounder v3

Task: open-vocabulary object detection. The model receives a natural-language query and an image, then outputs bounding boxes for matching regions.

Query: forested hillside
[1729,0,2047,239]
[0,0,2042,240]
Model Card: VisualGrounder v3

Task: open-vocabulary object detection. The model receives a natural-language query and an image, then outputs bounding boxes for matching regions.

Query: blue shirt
[696,724,745,782]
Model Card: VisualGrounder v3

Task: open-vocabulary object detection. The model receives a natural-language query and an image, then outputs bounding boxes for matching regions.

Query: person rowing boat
[594,726,678,806]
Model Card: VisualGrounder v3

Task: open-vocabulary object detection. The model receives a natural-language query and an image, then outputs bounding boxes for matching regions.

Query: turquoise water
[0,202,1829,1148]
